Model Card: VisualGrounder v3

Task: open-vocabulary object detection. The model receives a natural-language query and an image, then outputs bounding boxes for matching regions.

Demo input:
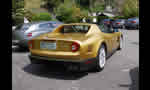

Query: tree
[12,0,25,25]
[42,0,63,11]
[55,0,88,23]
[121,0,139,18]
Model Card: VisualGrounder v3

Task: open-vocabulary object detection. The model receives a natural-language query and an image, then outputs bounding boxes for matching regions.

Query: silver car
[112,19,126,29]
[12,21,63,49]
[125,17,139,29]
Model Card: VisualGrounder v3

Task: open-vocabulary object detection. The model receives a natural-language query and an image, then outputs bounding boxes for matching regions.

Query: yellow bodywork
[29,23,122,62]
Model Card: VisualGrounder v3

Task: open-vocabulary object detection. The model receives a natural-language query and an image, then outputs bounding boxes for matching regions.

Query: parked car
[12,21,63,49]
[100,19,114,26]
[125,17,139,29]
[112,19,126,29]
[28,23,123,72]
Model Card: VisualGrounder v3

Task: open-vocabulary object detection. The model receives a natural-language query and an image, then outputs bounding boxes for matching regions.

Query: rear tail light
[131,21,136,23]
[27,33,32,37]
[71,42,80,52]
[104,21,110,24]
[116,22,120,24]
[28,40,33,49]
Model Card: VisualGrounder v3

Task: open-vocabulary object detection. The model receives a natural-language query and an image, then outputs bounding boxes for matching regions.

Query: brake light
[116,22,120,24]
[71,42,80,52]
[27,33,32,37]
[131,21,136,23]
[28,40,33,49]
[105,21,110,24]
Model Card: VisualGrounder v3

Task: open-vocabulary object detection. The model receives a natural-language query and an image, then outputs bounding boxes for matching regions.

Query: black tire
[94,45,106,72]
[30,58,39,64]
[125,26,127,29]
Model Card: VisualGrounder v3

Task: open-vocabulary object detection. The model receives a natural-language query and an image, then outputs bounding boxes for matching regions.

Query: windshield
[15,24,31,31]
[60,25,90,33]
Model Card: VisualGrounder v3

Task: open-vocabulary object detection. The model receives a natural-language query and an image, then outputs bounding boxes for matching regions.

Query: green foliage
[79,0,90,9]
[12,0,16,9]
[12,8,24,26]
[121,0,139,18]
[42,0,63,11]
[12,16,24,26]
[12,0,24,10]
[54,1,86,23]
[31,12,52,21]
[12,0,24,25]
[91,3,105,12]
[24,9,35,22]
[113,16,128,19]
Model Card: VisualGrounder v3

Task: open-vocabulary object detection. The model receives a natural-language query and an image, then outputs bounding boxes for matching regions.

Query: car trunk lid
[31,33,87,52]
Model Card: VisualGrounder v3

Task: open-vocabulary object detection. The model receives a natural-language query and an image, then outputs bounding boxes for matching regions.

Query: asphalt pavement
[12,29,139,90]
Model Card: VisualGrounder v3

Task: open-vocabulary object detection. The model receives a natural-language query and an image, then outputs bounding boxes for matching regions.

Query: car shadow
[12,46,29,53]
[118,67,139,90]
[22,64,88,80]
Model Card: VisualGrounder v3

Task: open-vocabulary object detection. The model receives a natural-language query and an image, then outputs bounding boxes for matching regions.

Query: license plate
[40,41,56,50]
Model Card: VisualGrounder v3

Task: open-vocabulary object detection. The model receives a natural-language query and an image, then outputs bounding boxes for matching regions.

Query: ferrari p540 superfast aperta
[28,23,123,72]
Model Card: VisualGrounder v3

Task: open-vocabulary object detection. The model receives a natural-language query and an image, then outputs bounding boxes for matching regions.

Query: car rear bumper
[28,53,97,71]
[113,25,123,28]
[125,24,138,28]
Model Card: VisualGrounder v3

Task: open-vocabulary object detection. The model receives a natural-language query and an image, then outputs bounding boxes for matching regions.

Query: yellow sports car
[28,23,123,72]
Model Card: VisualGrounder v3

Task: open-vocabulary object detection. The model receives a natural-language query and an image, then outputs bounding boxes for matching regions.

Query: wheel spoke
[99,48,106,68]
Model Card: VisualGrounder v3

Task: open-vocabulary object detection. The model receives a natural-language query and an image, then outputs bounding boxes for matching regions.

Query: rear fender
[93,39,107,57]
[79,38,106,59]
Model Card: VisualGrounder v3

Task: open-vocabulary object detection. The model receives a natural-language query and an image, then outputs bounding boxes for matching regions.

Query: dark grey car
[125,17,139,29]
[112,19,126,29]
[12,21,63,49]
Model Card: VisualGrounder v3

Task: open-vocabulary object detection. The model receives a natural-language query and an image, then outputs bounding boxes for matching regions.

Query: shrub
[113,16,128,19]
[13,16,24,25]
[12,8,24,25]
[54,1,85,23]
[42,0,62,11]
[12,0,24,25]
[23,9,35,22]
[90,3,105,12]
[121,0,139,18]
[31,12,52,21]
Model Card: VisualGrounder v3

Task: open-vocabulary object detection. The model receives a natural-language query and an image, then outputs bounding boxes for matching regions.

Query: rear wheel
[95,45,106,71]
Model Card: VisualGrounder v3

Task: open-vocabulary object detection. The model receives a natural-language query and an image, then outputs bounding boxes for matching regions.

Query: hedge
[31,12,52,21]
